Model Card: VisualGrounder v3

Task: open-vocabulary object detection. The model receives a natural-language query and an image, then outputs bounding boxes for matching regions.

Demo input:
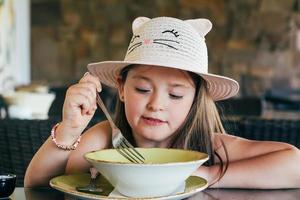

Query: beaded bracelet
[51,123,81,151]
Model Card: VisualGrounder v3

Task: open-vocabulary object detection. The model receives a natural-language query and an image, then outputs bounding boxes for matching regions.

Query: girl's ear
[116,76,125,102]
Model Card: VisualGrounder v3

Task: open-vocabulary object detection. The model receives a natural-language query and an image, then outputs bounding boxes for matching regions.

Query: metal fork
[95,93,145,164]
[76,167,102,194]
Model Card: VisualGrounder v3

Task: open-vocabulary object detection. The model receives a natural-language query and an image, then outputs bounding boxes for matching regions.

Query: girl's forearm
[24,137,72,187]
[200,147,300,188]
[24,122,83,188]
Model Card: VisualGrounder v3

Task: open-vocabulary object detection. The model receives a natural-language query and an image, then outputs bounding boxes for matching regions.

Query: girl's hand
[59,72,101,140]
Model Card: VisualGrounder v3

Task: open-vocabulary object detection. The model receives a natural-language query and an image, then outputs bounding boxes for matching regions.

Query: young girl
[25,16,300,189]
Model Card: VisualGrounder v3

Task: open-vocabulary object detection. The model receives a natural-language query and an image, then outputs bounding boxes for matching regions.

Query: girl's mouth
[142,116,166,126]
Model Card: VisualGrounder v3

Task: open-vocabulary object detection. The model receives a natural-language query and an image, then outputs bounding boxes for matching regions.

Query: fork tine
[116,148,136,163]
[116,147,140,163]
[121,139,145,162]
[119,142,144,163]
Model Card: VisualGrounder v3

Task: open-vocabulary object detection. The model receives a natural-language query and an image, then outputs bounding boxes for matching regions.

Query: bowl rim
[84,148,209,166]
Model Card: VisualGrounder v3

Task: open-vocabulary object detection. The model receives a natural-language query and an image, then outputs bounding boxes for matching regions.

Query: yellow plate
[50,173,208,200]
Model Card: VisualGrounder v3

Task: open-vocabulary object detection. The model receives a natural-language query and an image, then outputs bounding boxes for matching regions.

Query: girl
[25,17,300,189]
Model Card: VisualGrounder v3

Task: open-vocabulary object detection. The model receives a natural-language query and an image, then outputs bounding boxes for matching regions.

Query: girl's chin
[132,126,173,144]
[137,132,173,144]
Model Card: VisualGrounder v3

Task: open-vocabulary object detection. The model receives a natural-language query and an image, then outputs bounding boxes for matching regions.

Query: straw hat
[88,16,239,101]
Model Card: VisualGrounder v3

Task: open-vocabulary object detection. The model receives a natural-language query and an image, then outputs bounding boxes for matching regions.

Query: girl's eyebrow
[132,75,152,82]
[132,75,191,88]
[170,83,190,89]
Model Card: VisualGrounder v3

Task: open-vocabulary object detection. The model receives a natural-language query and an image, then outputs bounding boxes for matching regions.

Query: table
[9,187,300,200]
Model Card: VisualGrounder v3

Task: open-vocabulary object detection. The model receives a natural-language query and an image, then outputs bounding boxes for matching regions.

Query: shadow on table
[24,187,63,200]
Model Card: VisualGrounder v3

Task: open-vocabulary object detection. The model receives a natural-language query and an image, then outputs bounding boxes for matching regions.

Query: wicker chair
[224,118,300,148]
[217,97,264,117]
[0,118,59,186]
[0,117,102,186]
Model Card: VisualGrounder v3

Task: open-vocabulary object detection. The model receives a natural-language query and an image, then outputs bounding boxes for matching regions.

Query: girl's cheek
[125,95,145,118]
[170,102,192,123]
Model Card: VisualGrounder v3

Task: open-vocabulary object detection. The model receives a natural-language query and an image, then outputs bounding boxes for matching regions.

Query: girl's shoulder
[80,120,112,149]
[90,120,111,133]
[66,120,112,173]
[213,133,240,151]
[213,133,253,163]
[87,119,112,136]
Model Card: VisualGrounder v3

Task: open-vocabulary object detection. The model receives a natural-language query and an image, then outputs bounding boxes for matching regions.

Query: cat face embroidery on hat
[124,17,212,74]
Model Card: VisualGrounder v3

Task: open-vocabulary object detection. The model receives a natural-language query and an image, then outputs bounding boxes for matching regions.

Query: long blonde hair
[114,66,228,180]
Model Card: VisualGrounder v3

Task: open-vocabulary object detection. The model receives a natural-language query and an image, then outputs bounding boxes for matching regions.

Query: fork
[95,93,145,164]
[76,167,103,194]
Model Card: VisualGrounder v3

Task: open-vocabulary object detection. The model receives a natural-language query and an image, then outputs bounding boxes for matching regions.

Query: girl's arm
[24,122,82,187]
[24,121,110,187]
[195,134,300,188]
[24,72,103,187]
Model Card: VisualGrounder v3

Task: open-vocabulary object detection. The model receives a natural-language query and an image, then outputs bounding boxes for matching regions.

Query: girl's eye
[135,88,150,93]
[169,94,183,99]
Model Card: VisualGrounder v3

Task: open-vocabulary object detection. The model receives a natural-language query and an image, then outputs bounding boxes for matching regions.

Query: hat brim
[87,61,239,101]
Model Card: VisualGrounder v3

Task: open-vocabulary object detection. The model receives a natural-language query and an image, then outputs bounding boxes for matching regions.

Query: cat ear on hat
[185,18,212,37]
[132,17,150,32]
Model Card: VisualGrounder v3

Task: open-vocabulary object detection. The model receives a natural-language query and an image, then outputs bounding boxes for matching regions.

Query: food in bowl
[84,148,208,198]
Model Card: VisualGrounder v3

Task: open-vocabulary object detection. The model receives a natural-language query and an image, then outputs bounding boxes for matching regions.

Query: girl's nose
[147,94,166,111]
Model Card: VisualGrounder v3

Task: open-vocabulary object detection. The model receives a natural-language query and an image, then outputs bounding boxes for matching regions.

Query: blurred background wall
[0,0,30,93]
[31,0,300,97]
